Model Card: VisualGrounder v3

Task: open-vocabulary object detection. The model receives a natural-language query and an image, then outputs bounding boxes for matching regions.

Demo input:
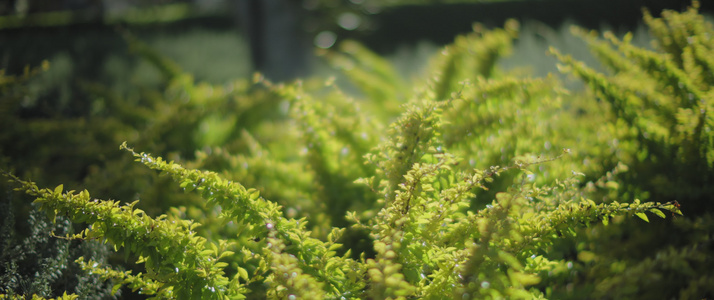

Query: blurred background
[1,0,712,90]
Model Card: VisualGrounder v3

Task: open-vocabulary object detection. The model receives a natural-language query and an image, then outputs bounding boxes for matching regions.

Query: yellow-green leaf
[112,283,123,294]
[635,212,649,222]
[605,181,619,190]
[237,267,249,281]
[54,184,64,195]
[649,208,666,218]
[249,190,260,200]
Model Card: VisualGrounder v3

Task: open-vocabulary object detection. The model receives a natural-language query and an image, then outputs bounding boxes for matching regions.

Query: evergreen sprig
[119,143,365,298]
[2,170,235,299]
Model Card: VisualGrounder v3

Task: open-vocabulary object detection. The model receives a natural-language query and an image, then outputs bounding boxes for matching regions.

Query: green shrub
[549,2,714,298]
[2,3,709,299]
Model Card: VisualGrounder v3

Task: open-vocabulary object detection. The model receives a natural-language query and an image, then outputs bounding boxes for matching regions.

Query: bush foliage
[1,2,711,299]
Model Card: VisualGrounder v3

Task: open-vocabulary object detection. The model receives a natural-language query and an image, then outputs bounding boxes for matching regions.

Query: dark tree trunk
[235,0,312,82]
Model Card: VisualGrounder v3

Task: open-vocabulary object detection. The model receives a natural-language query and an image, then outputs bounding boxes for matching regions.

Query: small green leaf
[635,212,649,222]
[605,181,619,190]
[509,270,541,286]
[649,208,666,219]
[79,189,90,200]
[498,250,523,270]
[329,243,342,251]
[54,184,64,195]
[577,250,596,262]
[237,267,249,281]
[219,251,235,259]
[249,190,260,200]
[112,283,123,295]
[47,210,57,224]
